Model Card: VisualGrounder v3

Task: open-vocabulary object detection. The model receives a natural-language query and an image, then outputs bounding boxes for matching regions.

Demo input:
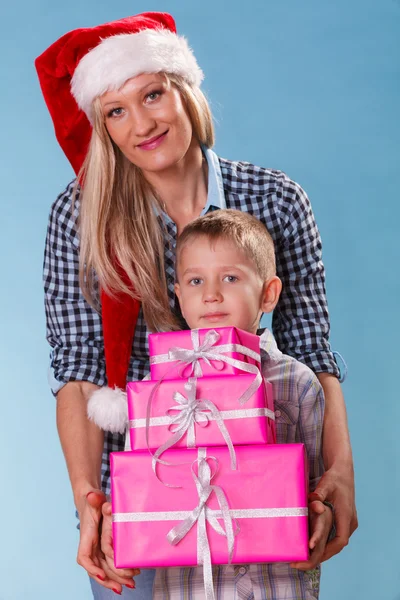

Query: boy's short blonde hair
[177,209,276,280]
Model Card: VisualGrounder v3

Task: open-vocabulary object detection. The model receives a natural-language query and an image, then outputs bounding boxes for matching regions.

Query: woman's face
[99,73,194,174]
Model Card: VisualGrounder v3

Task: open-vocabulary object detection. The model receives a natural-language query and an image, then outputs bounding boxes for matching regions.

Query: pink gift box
[111,444,309,569]
[149,327,260,380]
[127,375,276,451]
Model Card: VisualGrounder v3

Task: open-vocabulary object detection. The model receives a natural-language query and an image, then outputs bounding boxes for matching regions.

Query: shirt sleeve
[43,181,106,394]
[295,373,325,493]
[272,174,341,377]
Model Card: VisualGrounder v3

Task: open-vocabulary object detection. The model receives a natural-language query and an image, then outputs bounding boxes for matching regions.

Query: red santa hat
[36,13,203,433]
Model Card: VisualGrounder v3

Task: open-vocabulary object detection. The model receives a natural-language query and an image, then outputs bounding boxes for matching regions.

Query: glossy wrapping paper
[149,327,260,380]
[111,444,309,568]
[127,375,276,450]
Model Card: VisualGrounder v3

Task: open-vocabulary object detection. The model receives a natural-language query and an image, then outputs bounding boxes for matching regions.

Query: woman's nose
[130,107,157,139]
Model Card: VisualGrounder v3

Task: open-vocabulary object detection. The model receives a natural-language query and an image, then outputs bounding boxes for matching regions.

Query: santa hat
[36,13,203,433]
[35,12,203,175]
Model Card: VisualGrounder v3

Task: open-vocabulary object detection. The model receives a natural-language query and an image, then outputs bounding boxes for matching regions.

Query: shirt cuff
[299,349,347,381]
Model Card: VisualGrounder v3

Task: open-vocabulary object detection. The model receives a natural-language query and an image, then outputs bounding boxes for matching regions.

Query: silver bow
[151,378,237,483]
[166,329,262,405]
[167,448,239,600]
[169,329,224,377]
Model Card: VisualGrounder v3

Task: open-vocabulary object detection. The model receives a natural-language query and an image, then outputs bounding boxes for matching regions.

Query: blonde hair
[77,73,215,331]
[176,209,276,281]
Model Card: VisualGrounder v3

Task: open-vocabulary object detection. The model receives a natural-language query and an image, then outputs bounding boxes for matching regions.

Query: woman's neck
[143,141,208,233]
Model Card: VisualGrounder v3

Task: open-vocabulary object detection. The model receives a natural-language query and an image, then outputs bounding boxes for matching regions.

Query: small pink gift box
[127,375,276,453]
[111,444,309,571]
[149,327,260,380]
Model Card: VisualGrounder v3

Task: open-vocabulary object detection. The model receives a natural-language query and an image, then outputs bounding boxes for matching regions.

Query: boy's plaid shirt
[43,151,339,498]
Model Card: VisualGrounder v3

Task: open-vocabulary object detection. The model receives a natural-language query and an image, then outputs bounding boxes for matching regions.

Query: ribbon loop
[152,379,237,483]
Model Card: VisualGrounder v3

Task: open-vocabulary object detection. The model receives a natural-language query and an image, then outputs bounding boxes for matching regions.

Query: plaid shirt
[152,328,325,600]
[43,148,339,497]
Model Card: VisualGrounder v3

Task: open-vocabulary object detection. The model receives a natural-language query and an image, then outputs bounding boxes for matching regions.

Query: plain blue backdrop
[1,0,399,598]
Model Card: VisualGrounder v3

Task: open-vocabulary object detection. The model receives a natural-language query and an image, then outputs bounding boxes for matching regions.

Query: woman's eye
[223,275,238,283]
[189,278,202,286]
[106,107,124,119]
[145,90,162,103]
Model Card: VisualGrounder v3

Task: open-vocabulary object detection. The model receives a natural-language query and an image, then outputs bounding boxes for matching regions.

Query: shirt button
[275,410,281,418]
[239,567,247,575]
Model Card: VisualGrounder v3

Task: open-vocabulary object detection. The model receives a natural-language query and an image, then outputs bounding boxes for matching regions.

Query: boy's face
[175,236,268,334]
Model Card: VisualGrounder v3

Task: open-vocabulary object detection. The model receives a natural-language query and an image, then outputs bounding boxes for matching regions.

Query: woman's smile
[137,130,169,151]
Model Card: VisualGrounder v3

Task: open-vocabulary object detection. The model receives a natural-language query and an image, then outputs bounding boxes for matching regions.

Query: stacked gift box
[111,327,309,598]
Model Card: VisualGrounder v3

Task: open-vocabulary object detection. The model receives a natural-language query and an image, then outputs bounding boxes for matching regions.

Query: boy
[104,210,333,599]
[163,210,332,599]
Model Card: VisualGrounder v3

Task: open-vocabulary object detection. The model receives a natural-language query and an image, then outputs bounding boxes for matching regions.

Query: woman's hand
[100,500,141,592]
[309,463,358,561]
[76,490,139,594]
[316,373,358,561]
[290,500,333,570]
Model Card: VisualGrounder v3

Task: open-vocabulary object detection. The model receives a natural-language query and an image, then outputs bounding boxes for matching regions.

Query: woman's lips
[137,131,168,151]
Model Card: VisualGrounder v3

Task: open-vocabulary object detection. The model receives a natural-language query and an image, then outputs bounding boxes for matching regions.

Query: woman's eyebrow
[102,80,164,107]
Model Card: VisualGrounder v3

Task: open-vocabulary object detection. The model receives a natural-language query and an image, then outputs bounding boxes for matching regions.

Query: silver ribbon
[166,449,237,600]
[151,378,237,481]
[150,329,262,405]
[130,406,275,428]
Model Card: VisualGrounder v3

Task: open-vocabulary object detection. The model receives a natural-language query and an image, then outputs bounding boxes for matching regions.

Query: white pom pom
[87,387,128,434]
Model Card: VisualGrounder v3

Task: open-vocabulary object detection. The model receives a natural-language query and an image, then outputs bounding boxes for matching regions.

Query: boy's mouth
[201,312,229,322]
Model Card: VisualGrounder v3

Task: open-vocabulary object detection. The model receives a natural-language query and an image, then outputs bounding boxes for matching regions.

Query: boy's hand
[290,500,333,571]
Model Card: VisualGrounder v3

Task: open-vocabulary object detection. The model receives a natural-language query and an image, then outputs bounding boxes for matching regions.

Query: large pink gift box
[111,444,309,569]
[127,375,276,452]
[149,327,260,380]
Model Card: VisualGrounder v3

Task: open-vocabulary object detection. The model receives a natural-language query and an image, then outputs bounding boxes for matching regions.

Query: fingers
[101,502,114,561]
[291,506,332,571]
[320,501,352,562]
[308,500,325,516]
[77,545,107,582]
[100,501,141,584]
[99,556,138,593]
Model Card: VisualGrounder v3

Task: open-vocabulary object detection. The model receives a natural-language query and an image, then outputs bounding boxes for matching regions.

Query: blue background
[1,0,399,598]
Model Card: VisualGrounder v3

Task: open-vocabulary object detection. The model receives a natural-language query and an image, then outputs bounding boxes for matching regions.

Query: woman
[36,11,357,599]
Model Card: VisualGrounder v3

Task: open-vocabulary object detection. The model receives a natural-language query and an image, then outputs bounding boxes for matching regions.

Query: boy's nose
[203,284,223,303]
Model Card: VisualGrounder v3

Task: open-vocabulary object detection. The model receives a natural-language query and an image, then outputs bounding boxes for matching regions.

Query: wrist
[325,458,354,480]
[73,480,102,511]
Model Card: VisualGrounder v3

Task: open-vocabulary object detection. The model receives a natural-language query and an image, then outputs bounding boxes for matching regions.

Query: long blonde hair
[77,73,215,331]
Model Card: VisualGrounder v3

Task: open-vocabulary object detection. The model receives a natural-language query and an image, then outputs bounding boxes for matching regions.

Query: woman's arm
[271,174,357,558]
[44,184,137,592]
[56,381,103,507]
[314,374,358,560]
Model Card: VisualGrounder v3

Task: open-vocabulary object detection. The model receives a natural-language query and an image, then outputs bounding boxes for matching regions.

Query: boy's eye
[189,278,202,286]
[223,275,238,283]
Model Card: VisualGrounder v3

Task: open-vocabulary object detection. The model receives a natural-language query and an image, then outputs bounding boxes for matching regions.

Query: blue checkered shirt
[43,148,340,497]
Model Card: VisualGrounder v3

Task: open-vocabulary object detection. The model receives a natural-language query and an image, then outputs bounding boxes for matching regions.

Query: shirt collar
[201,146,227,214]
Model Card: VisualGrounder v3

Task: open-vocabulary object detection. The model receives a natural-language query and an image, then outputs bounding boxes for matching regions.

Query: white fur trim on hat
[87,386,128,434]
[71,29,204,121]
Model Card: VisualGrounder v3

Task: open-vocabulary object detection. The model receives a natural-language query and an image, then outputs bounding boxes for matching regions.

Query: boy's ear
[174,283,183,313]
[260,276,282,314]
